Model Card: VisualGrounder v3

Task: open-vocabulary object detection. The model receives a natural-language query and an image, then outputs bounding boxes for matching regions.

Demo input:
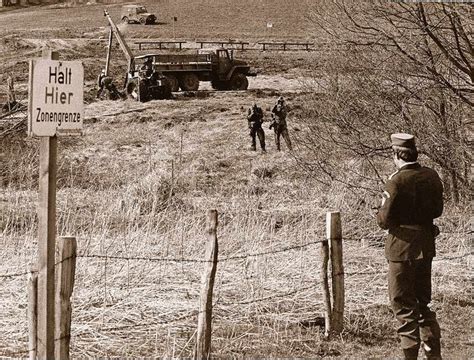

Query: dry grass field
[0,1,472,358]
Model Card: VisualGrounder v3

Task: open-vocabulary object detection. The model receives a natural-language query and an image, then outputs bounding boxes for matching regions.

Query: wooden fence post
[195,210,218,360]
[55,236,77,360]
[326,211,344,335]
[320,239,331,338]
[28,268,38,360]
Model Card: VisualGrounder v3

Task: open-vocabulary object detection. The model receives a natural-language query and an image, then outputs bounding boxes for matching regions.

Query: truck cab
[216,49,234,78]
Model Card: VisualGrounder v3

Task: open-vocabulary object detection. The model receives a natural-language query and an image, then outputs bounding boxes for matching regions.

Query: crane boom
[103,10,135,74]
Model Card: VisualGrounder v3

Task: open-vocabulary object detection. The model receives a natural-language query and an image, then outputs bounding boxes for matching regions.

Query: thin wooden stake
[55,236,77,360]
[7,75,15,107]
[28,268,38,360]
[320,239,331,338]
[179,130,184,167]
[327,211,344,335]
[195,210,218,360]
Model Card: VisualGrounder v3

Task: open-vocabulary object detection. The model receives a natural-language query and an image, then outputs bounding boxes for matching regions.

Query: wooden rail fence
[197,40,250,50]
[135,40,186,50]
[258,41,314,51]
[131,39,314,51]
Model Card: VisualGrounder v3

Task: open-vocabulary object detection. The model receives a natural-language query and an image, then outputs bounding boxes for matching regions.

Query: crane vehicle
[102,10,171,102]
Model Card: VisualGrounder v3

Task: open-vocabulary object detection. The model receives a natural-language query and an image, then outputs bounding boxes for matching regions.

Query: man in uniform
[247,103,266,152]
[96,69,107,98]
[270,96,292,151]
[97,69,123,100]
[141,57,154,78]
[377,133,443,360]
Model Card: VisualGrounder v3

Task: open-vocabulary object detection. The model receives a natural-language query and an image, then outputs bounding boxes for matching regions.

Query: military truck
[121,5,156,25]
[135,48,257,92]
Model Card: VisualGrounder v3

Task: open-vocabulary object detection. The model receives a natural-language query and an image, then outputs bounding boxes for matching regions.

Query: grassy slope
[0,1,472,358]
[0,0,313,40]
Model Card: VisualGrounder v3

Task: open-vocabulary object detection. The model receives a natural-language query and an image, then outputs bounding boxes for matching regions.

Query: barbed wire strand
[76,239,324,264]
[1,242,471,279]
[0,254,76,279]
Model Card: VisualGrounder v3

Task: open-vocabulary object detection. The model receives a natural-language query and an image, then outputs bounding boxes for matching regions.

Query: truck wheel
[138,79,150,102]
[179,73,199,91]
[230,73,249,90]
[211,79,229,90]
[122,16,129,24]
[140,17,146,25]
[126,80,139,100]
[165,75,179,92]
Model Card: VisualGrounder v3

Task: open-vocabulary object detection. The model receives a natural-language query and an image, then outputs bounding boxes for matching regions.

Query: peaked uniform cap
[391,133,416,149]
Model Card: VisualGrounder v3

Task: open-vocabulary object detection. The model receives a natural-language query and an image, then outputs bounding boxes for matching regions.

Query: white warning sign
[28,59,84,137]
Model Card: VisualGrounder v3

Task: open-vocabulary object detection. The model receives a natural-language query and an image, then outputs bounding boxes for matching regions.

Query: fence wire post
[195,210,218,360]
[320,238,331,338]
[327,211,344,335]
[55,236,77,360]
[28,267,38,360]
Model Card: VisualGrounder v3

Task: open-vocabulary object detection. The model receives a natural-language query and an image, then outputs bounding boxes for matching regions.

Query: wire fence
[0,239,324,278]
[0,230,471,357]
[1,233,471,280]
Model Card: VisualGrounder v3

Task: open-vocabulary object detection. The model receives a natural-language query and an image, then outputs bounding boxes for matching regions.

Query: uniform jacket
[377,163,443,261]
[272,104,287,120]
[248,107,264,129]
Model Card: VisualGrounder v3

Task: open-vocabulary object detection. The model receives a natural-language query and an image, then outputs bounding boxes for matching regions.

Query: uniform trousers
[388,258,441,350]
[273,125,292,151]
[250,126,265,151]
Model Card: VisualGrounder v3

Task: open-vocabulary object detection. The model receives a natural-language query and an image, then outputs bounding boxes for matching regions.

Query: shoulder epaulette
[388,169,400,180]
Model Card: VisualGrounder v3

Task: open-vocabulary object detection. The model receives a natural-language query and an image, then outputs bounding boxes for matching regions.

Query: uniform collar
[399,162,420,170]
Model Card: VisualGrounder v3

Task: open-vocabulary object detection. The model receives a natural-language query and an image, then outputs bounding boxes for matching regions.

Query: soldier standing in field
[270,96,292,151]
[377,133,443,360]
[247,103,266,152]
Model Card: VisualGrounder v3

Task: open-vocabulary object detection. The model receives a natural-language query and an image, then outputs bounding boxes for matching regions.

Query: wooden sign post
[36,49,59,359]
[28,49,83,359]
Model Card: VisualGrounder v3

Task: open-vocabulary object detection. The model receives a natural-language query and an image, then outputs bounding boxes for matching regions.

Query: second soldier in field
[247,103,266,152]
[270,96,292,151]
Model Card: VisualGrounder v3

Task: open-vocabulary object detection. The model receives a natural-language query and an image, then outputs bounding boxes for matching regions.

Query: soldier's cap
[278,96,284,102]
[390,133,416,150]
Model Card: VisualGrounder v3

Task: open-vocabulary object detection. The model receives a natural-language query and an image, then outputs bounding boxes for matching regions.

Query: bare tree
[296,1,472,202]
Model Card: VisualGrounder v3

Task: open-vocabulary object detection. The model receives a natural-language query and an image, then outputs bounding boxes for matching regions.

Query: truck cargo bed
[148,54,213,72]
